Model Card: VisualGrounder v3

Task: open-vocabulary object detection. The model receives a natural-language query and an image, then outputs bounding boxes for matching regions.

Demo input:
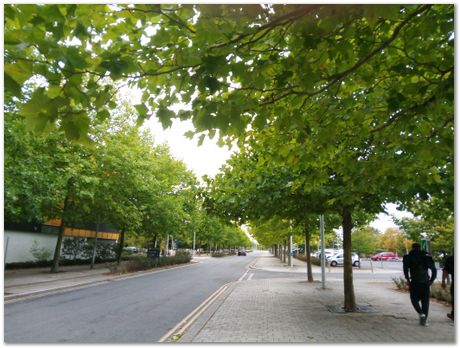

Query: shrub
[30,241,53,262]
[431,282,451,303]
[294,254,321,266]
[392,276,409,290]
[392,276,452,303]
[108,251,192,274]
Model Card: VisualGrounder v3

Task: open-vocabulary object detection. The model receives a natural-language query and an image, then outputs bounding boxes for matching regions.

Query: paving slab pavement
[178,253,455,343]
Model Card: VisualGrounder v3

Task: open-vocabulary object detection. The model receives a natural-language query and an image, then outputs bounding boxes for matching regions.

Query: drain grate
[326,304,379,313]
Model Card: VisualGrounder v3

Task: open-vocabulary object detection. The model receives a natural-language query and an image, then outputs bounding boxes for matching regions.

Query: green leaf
[61,112,90,141]
[46,85,62,99]
[157,106,174,128]
[197,133,206,146]
[134,104,149,118]
[65,47,89,69]
[19,88,52,117]
[4,73,22,97]
[73,22,89,41]
[96,109,110,121]
[184,130,195,139]
[5,61,33,85]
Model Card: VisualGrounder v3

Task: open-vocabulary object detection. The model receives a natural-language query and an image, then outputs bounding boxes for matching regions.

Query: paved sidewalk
[179,253,455,343]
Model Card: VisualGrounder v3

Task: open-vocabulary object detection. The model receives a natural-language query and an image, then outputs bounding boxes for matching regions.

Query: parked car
[314,249,341,260]
[123,246,138,253]
[371,251,398,261]
[238,250,247,256]
[327,252,360,267]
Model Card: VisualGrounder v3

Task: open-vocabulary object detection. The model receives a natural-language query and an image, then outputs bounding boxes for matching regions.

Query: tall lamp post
[193,230,196,256]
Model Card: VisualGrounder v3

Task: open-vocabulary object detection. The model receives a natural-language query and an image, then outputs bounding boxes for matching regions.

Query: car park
[370,251,399,261]
[327,252,360,267]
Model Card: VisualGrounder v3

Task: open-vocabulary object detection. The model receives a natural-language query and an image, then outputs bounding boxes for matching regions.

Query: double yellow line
[158,283,229,342]
[159,257,259,342]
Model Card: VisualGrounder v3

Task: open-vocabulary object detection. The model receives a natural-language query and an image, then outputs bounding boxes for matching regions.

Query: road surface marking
[238,269,250,282]
[158,283,229,342]
[247,273,254,281]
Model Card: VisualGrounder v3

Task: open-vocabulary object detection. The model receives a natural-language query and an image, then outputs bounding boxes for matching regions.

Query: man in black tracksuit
[403,243,437,326]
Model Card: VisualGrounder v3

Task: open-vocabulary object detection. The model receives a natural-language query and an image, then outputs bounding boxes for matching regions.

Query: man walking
[442,250,454,320]
[403,243,437,326]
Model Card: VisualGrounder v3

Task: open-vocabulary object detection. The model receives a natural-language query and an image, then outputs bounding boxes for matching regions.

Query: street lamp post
[192,230,196,256]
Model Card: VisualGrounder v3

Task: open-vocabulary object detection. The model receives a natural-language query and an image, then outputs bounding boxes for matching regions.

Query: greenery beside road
[5,107,251,272]
[4,4,453,313]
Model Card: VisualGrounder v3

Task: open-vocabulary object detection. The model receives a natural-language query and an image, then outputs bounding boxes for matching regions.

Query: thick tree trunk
[116,228,125,265]
[305,224,313,282]
[342,207,357,312]
[50,194,70,273]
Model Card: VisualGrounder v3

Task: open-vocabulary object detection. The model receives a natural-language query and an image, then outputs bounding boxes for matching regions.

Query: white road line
[238,268,250,282]
[247,273,254,281]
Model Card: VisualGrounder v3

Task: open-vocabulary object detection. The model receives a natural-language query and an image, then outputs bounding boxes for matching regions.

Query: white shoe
[419,314,427,326]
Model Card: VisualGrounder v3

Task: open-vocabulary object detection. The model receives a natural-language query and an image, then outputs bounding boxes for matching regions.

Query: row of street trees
[5,103,250,272]
[5,4,453,311]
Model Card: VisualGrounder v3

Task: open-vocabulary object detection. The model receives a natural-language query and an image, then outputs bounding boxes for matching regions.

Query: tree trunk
[50,193,70,273]
[342,207,357,312]
[305,224,313,282]
[116,228,125,265]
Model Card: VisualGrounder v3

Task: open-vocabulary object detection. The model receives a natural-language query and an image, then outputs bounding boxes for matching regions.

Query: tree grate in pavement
[326,304,379,313]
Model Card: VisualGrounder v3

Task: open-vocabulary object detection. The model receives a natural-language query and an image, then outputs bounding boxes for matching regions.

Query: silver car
[327,252,360,267]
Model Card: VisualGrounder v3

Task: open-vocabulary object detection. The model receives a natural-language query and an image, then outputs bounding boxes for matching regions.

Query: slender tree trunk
[116,228,125,265]
[50,194,70,273]
[342,207,356,312]
[305,224,313,282]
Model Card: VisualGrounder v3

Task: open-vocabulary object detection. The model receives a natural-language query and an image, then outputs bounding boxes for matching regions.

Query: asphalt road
[4,253,257,343]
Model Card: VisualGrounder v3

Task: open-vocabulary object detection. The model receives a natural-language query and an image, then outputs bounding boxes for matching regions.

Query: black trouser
[450,281,454,316]
[409,282,430,317]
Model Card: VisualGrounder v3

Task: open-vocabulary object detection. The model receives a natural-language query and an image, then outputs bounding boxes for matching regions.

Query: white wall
[4,230,57,263]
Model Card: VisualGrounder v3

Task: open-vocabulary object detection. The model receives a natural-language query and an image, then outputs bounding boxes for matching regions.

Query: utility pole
[192,230,196,256]
[91,217,100,269]
[289,233,293,267]
[320,214,326,289]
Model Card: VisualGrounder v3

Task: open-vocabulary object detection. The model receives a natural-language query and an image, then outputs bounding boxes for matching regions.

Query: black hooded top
[403,249,437,284]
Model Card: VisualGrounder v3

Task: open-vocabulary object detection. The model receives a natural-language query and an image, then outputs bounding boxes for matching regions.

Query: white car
[315,249,341,259]
[327,252,360,267]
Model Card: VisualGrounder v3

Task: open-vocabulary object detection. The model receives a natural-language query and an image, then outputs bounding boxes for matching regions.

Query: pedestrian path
[178,253,455,343]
